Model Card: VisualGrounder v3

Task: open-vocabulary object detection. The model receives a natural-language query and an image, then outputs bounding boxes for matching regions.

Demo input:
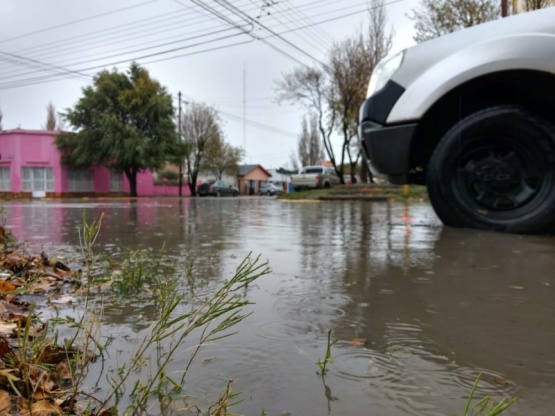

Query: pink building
[0,129,160,197]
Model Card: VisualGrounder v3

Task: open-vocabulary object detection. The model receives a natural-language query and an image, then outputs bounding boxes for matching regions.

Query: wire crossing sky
[0,0,417,168]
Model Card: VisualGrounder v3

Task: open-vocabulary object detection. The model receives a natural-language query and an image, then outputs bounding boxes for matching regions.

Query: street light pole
[178,91,183,197]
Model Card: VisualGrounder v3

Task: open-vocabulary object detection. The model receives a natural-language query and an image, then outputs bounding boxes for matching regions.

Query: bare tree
[57,113,67,131]
[276,66,338,174]
[409,0,499,43]
[522,0,554,10]
[0,107,3,131]
[329,0,393,183]
[202,135,244,180]
[277,0,392,184]
[45,101,57,130]
[289,150,300,172]
[308,113,324,166]
[297,114,324,167]
[367,0,394,69]
[181,102,222,196]
[297,116,310,167]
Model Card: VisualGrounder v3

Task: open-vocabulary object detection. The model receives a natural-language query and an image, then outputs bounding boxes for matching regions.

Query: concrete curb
[317,194,390,201]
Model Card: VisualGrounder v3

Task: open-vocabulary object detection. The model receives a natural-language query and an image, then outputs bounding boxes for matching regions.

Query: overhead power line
[0,0,407,91]
[0,0,160,45]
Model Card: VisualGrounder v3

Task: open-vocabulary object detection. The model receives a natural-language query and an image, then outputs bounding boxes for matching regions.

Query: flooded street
[3,197,555,416]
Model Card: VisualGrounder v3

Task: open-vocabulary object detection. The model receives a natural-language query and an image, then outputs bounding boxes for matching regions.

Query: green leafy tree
[409,0,499,43]
[56,63,178,196]
[181,102,223,196]
[202,135,244,180]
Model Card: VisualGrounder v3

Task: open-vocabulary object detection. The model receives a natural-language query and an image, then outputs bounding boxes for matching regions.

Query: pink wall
[153,182,192,196]
[0,129,156,196]
[0,130,63,192]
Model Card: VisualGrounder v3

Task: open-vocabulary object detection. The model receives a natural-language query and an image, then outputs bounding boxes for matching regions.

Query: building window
[110,171,123,192]
[0,168,10,191]
[68,169,93,192]
[22,167,54,191]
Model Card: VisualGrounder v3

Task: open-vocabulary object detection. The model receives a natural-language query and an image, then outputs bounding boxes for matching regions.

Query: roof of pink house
[0,129,62,136]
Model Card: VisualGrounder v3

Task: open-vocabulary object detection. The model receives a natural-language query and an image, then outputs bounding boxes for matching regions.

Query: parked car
[290,166,340,191]
[197,180,239,197]
[259,182,283,196]
[358,8,555,234]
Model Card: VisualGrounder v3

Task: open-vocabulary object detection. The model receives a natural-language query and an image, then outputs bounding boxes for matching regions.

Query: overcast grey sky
[0,0,418,169]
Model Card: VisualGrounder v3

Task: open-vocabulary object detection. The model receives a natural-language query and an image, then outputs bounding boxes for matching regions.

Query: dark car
[198,180,239,197]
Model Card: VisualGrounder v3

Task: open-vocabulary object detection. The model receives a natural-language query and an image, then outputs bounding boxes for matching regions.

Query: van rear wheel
[426,106,555,234]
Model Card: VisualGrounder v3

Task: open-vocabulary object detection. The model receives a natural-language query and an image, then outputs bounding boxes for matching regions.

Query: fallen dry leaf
[29,279,54,293]
[0,300,25,320]
[509,285,525,290]
[0,389,10,415]
[21,399,64,416]
[349,338,367,347]
[39,345,68,365]
[4,252,30,272]
[14,323,43,340]
[0,280,16,294]
[493,377,509,385]
[55,362,72,381]
[49,295,75,305]
[0,323,17,338]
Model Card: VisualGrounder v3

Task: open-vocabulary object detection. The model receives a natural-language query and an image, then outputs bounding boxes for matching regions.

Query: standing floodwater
[3,197,555,416]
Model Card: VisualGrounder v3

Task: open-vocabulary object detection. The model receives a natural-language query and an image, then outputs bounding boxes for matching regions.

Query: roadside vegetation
[279,184,428,201]
[0,212,270,415]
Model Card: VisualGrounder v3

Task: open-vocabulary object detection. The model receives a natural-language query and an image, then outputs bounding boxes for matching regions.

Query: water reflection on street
[3,197,555,415]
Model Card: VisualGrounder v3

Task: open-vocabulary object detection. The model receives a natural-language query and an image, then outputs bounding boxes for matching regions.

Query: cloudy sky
[0,0,418,169]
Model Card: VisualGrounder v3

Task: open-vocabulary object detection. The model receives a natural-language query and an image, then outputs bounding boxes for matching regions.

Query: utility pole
[178,91,183,197]
[501,0,509,16]
[243,62,247,163]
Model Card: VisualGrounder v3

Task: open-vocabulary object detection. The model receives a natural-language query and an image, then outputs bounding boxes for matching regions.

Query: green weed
[458,374,516,416]
[316,329,338,376]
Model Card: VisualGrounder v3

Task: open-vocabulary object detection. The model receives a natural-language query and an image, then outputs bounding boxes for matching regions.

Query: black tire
[267,191,272,196]
[216,191,221,197]
[233,191,239,197]
[426,106,555,234]
[323,182,331,188]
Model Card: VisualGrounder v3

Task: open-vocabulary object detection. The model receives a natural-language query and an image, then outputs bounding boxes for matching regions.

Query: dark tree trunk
[125,168,138,197]
[188,171,198,196]
[360,157,373,184]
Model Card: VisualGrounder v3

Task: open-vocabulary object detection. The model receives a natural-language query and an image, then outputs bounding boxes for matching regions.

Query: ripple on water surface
[332,344,404,383]
[272,279,351,325]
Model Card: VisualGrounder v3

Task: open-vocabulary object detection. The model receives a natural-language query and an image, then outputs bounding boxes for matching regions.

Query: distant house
[0,129,157,197]
[267,168,290,193]
[237,164,272,195]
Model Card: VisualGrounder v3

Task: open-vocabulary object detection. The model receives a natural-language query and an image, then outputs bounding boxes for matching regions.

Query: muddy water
[3,197,555,415]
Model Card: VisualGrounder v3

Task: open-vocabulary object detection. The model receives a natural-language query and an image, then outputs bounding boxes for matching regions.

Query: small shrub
[157,170,180,182]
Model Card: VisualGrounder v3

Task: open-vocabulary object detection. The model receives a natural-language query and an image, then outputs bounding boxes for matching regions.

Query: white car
[290,166,341,190]
[359,7,555,234]
[259,182,283,196]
